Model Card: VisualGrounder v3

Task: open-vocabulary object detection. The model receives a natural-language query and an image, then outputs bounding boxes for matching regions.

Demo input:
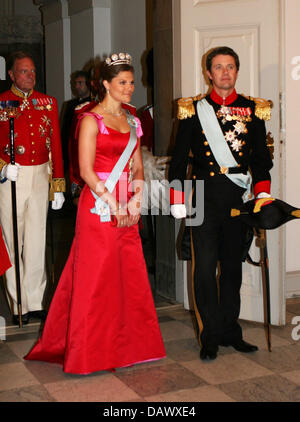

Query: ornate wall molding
[0,16,43,44]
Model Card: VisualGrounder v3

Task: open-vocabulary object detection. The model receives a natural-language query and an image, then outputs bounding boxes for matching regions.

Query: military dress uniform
[61,95,92,170]
[168,89,273,351]
[0,85,65,315]
[140,105,154,152]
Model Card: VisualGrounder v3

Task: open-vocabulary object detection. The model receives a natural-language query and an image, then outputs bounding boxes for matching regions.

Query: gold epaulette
[177,94,205,120]
[192,93,205,102]
[242,94,273,121]
[0,158,7,173]
[75,101,91,111]
[49,178,66,201]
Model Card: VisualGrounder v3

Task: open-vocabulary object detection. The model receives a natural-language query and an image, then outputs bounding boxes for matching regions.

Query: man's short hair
[73,70,90,89]
[73,70,90,82]
[7,51,34,71]
[206,46,240,72]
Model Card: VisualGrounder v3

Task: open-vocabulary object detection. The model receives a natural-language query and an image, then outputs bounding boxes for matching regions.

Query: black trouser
[191,177,247,349]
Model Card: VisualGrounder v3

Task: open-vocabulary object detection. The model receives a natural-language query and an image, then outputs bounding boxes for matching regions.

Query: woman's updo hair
[98,58,134,101]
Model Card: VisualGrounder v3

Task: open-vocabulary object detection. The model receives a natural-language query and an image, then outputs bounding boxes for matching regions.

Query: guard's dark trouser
[191,177,247,349]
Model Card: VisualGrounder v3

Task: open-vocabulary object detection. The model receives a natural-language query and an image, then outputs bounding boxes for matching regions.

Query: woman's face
[104,71,135,103]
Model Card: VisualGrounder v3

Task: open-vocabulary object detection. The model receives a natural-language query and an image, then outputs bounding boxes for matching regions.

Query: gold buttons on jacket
[204,141,208,146]
[209,161,214,166]
[209,172,215,177]
[239,152,243,156]
[206,151,211,157]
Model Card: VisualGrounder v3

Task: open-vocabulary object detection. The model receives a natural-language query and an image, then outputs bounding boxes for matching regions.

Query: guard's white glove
[170,204,187,219]
[1,163,21,182]
[51,192,65,210]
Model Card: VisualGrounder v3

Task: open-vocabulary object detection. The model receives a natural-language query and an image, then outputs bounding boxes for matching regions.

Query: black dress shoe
[200,346,218,360]
[221,339,258,353]
[28,310,47,321]
[12,313,29,326]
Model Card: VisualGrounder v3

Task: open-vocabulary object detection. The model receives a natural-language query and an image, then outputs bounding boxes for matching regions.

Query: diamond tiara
[105,53,132,66]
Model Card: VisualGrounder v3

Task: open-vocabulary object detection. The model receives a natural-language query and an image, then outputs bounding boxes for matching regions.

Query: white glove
[1,163,21,182]
[256,192,272,199]
[170,204,187,219]
[51,192,65,210]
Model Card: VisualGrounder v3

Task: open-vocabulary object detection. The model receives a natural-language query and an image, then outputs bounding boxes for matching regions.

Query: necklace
[102,105,124,117]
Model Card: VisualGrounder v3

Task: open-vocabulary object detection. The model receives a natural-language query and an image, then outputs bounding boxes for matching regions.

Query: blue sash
[196,99,252,202]
[90,111,138,222]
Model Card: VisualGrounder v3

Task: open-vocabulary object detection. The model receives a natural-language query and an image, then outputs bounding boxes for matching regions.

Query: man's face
[206,54,238,93]
[8,58,36,93]
[74,77,89,98]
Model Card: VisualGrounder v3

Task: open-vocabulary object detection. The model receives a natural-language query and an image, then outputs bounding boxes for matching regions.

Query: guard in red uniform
[0,51,65,325]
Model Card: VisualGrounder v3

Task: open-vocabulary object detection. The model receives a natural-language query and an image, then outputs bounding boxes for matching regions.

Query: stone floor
[1,196,300,403]
[0,298,300,403]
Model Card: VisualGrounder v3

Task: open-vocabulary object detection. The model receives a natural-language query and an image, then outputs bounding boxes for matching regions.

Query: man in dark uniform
[168,46,273,360]
[61,71,92,170]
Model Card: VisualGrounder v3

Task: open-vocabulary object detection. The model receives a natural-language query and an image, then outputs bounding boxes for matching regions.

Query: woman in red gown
[25,53,165,374]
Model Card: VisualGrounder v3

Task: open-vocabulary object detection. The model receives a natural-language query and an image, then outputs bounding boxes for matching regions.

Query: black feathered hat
[231,198,300,230]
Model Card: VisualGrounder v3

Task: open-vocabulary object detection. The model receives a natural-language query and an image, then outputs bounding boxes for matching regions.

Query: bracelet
[110,203,124,215]
[97,186,108,198]
[130,196,142,209]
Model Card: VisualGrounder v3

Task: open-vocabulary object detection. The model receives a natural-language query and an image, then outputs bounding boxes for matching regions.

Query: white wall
[93,6,111,61]
[69,7,95,71]
[42,0,147,111]
[45,19,68,108]
[68,0,111,72]
[110,0,147,110]
[42,0,71,109]
[285,0,300,274]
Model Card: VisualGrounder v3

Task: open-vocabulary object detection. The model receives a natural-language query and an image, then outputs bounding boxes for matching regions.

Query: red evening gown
[24,112,166,374]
